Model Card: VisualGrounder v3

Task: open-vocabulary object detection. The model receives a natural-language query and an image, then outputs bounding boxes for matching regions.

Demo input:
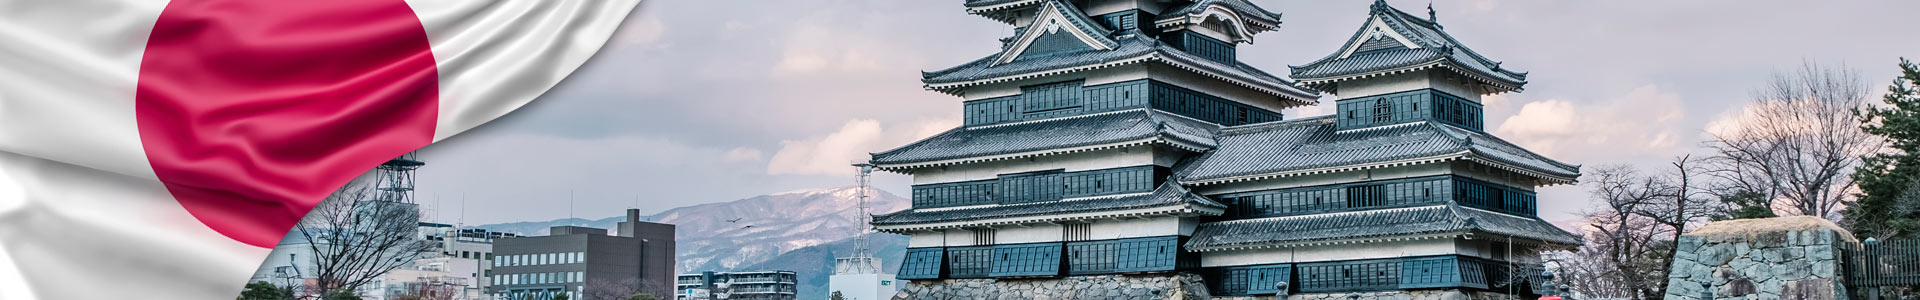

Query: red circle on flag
[135,0,439,247]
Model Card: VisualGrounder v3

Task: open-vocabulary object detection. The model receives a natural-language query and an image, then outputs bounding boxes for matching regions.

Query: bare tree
[295,180,432,297]
[391,278,462,300]
[1703,61,1881,220]
[1563,165,1680,299]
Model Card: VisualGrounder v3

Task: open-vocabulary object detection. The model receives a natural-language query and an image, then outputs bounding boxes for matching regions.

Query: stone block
[1807,244,1835,260]
[1780,278,1838,300]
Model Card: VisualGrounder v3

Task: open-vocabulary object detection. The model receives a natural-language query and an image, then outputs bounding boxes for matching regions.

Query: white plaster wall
[910,145,1166,185]
[945,229,979,246]
[1454,239,1544,263]
[996,223,1064,244]
[1199,239,1459,267]
[908,233,946,248]
[1086,217,1186,240]
[1193,164,1451,196]
[1333,70,1483,103]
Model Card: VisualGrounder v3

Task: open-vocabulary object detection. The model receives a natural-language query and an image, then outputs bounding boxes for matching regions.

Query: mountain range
[472,186,910,300]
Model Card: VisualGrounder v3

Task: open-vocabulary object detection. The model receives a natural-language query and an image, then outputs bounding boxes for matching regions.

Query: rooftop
[1288,0,1527,93]
[1174,115,1579,185]
[1184,204,1580,252]
[870,109,1217,170]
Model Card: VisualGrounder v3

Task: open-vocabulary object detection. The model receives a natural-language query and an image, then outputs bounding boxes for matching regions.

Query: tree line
[1553,59,1920,299]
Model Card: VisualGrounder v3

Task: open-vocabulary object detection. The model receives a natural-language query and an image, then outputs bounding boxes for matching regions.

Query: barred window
[1372,99,1392,123]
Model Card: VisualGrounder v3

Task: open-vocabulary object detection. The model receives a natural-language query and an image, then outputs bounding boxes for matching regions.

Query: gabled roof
[872,181,1225,231]
[1184,204,1580,252]
[922,32,1319,103]
[1172,115,1580,186]
[992,0,1118,65]
[1288,0,1527,93]
[1153,0,1284,41]
[870,109,1219,171]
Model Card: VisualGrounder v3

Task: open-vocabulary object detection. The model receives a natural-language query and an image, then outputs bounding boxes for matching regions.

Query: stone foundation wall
[891,273,1210,300]
[1212,289,1519,300]
[1663,216,1857,300]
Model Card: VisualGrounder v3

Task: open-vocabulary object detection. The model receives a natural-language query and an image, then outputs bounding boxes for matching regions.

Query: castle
[868,0,1579,298]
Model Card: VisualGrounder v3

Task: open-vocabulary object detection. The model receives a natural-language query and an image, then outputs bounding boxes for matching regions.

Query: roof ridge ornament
[1371,0,1391,13]
[1427,1,1442,29]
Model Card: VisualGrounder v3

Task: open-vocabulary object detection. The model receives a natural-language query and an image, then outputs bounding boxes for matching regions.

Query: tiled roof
[1156,0,1283,31]
[924,33,1317,102]
[871,181,1224,230]
[964,0,1028,7]
[1184,204,1580,251]
[1172,115,1579,185]
[869,109,1219,169]
[1288,0,1527,92]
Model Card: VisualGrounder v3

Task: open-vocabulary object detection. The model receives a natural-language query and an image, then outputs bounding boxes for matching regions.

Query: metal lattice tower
[835,163,882,274]
[374,152,425,203]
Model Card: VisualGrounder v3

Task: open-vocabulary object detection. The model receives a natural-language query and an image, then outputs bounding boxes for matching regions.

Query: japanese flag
[0,0,641,298]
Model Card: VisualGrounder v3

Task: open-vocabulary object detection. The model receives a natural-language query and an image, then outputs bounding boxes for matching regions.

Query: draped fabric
[0,0,641,298]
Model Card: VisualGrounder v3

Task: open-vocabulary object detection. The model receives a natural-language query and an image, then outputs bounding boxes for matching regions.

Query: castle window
[972,229,997,246]
[1372,99,1392,123]
[1346,184,1384,208]
[1064,223,1091,241]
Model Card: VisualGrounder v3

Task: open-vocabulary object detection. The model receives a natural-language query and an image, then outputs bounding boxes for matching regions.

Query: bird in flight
[727,218,744,223]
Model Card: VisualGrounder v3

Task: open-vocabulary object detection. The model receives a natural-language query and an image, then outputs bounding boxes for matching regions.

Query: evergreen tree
[1851,58,1920,239]
[323,290,362,300]
[830,291,846,300]
[1716,189,1778,220]
[551,293,570,300]
[235,281,291,300]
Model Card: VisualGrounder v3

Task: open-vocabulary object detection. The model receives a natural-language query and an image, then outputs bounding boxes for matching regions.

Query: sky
[409,0,1920,225]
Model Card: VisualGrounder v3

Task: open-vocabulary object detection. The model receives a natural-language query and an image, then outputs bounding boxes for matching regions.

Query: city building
[869,0,1578,298]
[371,257,480,300]
[420,222,521,290]
[675,271,799,300]
[490,209,676,300]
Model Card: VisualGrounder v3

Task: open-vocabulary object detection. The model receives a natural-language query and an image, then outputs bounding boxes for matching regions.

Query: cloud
[722,147,765,163]
[766,118,958,176]
[772,23,916,75]
[1494,85,1687,159]
[612,16,665,47]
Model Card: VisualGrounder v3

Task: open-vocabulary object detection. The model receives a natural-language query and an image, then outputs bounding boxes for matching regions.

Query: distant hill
[739,233,908,300]
[473,186,909,275]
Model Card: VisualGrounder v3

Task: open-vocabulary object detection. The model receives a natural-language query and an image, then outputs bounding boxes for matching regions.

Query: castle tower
[870,0,1578,298]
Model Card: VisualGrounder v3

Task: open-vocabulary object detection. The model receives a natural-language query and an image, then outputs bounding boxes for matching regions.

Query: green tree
[323,290,362,300]
[236,281,291,300]
[1852,58,1920,239]
[1716,189,1778,220]
[830,291,846,300]
[551,293,570,300]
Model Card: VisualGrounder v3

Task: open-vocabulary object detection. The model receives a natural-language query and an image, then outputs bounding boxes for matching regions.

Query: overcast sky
[409,0,1920,225]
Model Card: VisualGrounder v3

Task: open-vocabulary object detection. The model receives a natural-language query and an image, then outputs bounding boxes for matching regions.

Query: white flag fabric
[0,0,641,298]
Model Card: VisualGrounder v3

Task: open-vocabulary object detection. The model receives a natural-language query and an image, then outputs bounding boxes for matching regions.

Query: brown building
[489,209,675,300]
